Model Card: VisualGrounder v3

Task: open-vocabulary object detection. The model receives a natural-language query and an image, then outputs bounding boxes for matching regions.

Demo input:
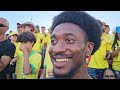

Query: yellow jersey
[112,40,120,71]
[11,42,19,57]
[15,50,42,79]
[42,33,51,47]
[108,34,114,52]
[88,33,111,69]
[33,33,45,53]
[15,42,23,57]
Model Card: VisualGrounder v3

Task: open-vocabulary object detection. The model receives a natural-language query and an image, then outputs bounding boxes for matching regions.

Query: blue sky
[0,11,120,34]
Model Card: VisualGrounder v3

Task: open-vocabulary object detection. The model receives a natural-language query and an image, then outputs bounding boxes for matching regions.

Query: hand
[39,67,46,79]
[105,53,111,60]
[20,44,27,53]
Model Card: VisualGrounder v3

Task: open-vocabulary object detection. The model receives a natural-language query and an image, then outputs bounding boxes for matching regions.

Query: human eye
[110,75,115,77]
[105,75,109,77]
[51,38,57,45]
[66,38,75,44]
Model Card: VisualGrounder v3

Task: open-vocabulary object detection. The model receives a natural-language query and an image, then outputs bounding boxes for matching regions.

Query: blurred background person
[16,32,42,79]
[110,26,120,79]
[0,17,16,79]
[102,68,117,79]
[88,21,111,79]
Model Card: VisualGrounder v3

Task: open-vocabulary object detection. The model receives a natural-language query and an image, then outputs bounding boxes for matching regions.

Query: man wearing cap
[32,25,45,53]
[17,23,24,35]
[21,22,44,53]
[0,17,16,79]
[22,22,35,33]
[15,22,36,58]
[10,23,33,77]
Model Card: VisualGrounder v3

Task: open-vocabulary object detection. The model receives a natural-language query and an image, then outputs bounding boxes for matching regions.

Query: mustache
[52,53,73,58]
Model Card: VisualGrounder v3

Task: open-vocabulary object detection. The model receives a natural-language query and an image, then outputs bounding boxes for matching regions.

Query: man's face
[17,25,24,35]
[0,18,9,34]
[102,22,106,30]
[104,27,110,34]
[41,27,46,33]
[34,27,39,33]
[49,23,87,79]
[9,35,17,42]
[0,26,7,34]
[23,25,32,32]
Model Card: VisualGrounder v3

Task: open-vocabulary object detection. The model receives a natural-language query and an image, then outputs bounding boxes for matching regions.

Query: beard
[53,61,83,79]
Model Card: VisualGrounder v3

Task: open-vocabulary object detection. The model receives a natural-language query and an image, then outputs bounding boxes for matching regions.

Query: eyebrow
[64,33,76,37]
[51,33,76,38]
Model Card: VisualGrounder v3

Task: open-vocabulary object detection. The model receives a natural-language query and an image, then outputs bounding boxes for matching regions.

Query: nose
[108,77,111,79]
[52,41,66,53]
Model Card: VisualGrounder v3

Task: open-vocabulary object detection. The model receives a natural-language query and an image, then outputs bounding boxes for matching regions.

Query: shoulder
[6,40,15,46]
[9,42,16,50]
[4,40,16,50]
[32,51,42,58]
[1,39,10,45]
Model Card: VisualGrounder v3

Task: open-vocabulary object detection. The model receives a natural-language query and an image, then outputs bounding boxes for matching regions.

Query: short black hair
[17,32,36,44]
[50,11,102,55]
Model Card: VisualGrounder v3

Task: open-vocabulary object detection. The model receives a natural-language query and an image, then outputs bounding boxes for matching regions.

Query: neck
[0,34,5,42]
[71,63,92,79]
[27,48,33,55]
[11,41,16,43]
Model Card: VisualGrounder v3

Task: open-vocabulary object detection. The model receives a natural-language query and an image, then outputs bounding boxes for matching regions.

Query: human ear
[86,42,94,57]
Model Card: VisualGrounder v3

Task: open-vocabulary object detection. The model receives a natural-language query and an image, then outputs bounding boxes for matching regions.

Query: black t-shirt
[0,39,16,79]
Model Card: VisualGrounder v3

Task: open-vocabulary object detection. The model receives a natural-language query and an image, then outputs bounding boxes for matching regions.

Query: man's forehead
[0,18,9,28]
[0,18,7,22]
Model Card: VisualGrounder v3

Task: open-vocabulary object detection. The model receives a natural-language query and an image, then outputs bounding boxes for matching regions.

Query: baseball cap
[22,22,35,30]
[116,26,120,33]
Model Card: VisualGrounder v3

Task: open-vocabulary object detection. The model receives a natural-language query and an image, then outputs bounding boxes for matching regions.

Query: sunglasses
[0,23,7,27]
[17,26,23,28]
